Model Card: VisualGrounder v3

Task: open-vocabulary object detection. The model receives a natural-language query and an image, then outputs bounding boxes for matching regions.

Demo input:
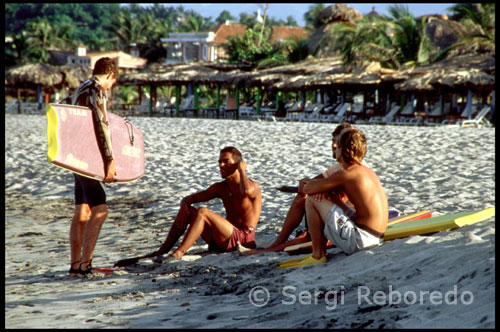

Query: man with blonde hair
[279,127,388,268]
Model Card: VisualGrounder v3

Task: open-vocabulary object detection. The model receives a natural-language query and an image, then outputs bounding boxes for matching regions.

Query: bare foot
[172,249,184,260]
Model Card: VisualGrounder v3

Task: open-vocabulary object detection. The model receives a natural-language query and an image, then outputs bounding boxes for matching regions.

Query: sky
[138,3,454,27]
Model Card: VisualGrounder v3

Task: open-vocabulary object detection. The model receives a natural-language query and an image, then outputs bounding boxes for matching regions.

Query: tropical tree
[24,18,75,63]
[223,27,287,68]
[216,10,236,25]
[104,11,148,51]
[304,3,326,29]
[438,3,495,59]
[329,4,438,69]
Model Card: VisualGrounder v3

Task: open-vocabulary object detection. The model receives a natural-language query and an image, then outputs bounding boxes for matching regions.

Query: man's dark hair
[220,146,242,162]
[93,57,119,79]
[332,122,352,138]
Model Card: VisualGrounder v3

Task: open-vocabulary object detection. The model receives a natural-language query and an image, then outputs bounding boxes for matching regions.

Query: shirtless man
[279,127,388,268]
[154,146,262,260]
[242,123,357,256]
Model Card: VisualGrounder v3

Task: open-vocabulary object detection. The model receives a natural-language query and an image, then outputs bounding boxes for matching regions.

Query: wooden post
[194,84,199,117]
[37,84,43,110]
[235,85,240,120]
[256,86,262,116]
[175,85,180,116]
[216,84,221,119]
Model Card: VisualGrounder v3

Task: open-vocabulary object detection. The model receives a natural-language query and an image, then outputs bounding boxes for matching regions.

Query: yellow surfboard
[383,207,495,240]
[283,208,494,252]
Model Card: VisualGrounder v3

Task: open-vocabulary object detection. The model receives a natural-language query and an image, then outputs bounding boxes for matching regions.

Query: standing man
[69,57,119,276]
[154,146,262,260]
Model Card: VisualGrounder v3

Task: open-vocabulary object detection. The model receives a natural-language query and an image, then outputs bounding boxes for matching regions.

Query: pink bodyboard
[47,103,145,182]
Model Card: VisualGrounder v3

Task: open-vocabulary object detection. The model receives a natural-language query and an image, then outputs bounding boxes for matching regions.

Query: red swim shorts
[208,227,256,252]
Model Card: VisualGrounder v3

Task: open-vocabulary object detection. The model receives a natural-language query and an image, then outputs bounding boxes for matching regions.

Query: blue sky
[138,3,453,27]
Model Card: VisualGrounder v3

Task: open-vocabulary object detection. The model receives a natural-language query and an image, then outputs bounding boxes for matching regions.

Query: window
[203,44,208,61]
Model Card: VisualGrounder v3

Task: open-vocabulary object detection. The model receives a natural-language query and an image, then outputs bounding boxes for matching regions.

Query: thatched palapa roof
[5,63,93,93]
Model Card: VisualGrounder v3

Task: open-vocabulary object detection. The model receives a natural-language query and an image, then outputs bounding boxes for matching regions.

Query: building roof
[208,23,248,44]
[270,26,309,43]
[86,51,147,69]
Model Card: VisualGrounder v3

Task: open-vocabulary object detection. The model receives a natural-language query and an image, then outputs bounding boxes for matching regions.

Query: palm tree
[329,4,438,69]
[104,11,148,51]
[435,3,495,60]
[24,18,74,63]
[304,3,326,29]
[328,15,396,68]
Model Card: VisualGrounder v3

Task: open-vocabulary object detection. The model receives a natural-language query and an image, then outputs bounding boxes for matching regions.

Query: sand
[5,114,495,328]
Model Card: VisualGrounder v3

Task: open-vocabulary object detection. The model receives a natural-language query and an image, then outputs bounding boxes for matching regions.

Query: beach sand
[5,114,495,328]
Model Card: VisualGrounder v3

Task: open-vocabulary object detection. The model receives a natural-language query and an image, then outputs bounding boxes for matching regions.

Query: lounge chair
[391,103,421,126]
[461,106,492,128]
[330,103,350,123]
[302,104,325,122]
[422,102,449,126]
[441,103,483,125]
[368,105,400,125]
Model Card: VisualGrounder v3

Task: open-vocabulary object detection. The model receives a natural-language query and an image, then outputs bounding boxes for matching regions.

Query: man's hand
[237,160,247,174]
[298,178,310,195]
[103,159,117,183]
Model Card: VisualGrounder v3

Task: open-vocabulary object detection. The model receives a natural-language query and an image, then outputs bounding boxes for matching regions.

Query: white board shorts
[323,205,383,255]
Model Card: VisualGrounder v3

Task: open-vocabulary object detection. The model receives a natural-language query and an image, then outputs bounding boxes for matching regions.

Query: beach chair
[346,103,364,122]
[391,103,420,126]
[423,102,448,126]
[174,95,196,117]
[442,103,481,125]
[368,105,400,125]
[239,99,256,119]
[461,106,492,128]
[330,103,349,123]
[302,104,325,122]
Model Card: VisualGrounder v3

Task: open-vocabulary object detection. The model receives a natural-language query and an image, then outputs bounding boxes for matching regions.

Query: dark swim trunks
[74,173,106,208]
[208,226,256,252]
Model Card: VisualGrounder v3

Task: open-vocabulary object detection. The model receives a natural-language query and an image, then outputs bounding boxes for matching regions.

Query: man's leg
[69,204,91,274]
[79,204,108,271]
[305,197,333,260]
[268,193,307,248]
[173,207,234,259]
[156,205,197,256]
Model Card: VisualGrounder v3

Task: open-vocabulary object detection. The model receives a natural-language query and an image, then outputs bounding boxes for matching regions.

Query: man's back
[340,163,388,234]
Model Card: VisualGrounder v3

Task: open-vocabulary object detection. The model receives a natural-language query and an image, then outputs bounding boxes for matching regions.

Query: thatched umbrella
[5,62,64,90]
[58,65,93,90]
[5,62,65,110]
[319,4,363,24]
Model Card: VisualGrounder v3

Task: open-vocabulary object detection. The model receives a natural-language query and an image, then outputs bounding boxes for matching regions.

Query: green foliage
[223,27,290,68]
[304,3,326,29]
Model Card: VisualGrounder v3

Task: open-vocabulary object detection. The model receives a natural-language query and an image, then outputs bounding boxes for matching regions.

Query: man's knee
[74,205,91,222]
[305,196,316,210]
[90,204,108,220]
[294,192,307,203]
[196,207,211,219]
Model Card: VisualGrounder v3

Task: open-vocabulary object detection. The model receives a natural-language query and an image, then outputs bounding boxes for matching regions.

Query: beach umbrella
[319,4,363,23]
[5,62,64,90]
[5,62,65,109]
[58,65,93,90]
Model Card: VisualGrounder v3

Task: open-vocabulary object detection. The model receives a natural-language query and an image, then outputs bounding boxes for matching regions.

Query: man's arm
[300,168,350,195]
[237,161,259,199]
[180,183,221,208]
[90,88,116,182]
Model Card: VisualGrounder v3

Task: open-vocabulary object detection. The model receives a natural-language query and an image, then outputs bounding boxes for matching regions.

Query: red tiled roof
[209,23,248,44]
[270,26,309,42]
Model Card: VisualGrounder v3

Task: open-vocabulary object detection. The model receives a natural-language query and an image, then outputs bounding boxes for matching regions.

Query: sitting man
[155,146,262,260]
[242,122,360,256]
[279,127,388,268]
